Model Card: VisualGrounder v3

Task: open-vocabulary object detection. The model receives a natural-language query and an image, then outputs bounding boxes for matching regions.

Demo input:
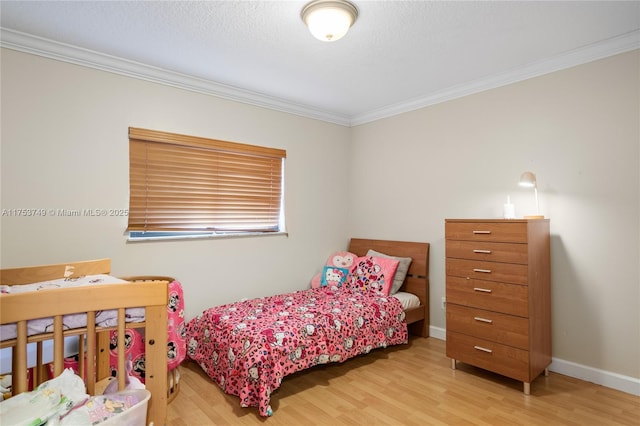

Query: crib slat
[12,320,28,394]
[86,311,96,395]
[34,341,50,387]
[96,331,111,380]
[78,334,85,379]
[35,341,44,386]
[117,308,125,391]
[53,315,64,376]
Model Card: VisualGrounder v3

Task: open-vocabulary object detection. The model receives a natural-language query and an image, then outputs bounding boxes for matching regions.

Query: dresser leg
[544,368,549,376]
[523,382,531,395]
[451,359,456,370]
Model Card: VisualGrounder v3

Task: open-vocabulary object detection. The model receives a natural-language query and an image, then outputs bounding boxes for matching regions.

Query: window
[127,127,286,239]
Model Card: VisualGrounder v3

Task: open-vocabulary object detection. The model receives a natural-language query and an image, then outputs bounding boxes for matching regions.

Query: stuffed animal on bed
[310,251,357,289]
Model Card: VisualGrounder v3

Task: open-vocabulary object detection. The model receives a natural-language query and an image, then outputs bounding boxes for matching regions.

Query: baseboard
[549,357,640,396]
[430,327,640,397]
[429,325,446,341]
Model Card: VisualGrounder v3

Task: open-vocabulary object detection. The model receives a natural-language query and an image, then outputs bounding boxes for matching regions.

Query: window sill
[127,231,288,243]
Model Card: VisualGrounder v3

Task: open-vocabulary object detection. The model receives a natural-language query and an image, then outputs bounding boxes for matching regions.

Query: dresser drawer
[446,258,529,285]
[446,221,528,243]
[446,331,530,382]
[446,304,529,350]
[446,240,528,264]
[446,276,529,317]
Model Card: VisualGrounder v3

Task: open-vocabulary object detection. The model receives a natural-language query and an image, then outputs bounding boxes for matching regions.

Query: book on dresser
[445,218,551,394]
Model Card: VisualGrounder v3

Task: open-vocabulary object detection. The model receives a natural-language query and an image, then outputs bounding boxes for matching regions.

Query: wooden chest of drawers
[445,219,551,394]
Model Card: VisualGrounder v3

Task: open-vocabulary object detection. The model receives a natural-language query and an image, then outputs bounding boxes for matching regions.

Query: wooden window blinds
[128,127,286,234]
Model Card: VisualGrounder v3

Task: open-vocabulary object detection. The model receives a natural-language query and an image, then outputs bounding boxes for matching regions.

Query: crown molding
[2,28,638,128]
[351,29,640,126]
[0,28,352,127]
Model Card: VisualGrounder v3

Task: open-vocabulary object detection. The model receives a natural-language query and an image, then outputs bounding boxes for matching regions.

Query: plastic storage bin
[93,389,150,425]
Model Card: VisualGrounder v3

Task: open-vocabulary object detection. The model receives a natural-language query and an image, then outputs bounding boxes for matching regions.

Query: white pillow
[393,291,421,310]
[366,249,412,295]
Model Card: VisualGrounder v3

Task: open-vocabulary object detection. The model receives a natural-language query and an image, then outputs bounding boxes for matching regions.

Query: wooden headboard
[348,238,430,337]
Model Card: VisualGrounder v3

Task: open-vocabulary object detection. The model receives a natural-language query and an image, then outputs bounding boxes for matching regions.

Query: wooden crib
[0,259,169,425]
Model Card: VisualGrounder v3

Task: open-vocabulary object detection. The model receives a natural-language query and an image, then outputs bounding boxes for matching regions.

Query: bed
[185,238,430,417]
[0,259,170,425]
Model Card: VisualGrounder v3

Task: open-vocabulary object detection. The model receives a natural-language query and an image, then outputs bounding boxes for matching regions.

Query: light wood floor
[167,337,640,425]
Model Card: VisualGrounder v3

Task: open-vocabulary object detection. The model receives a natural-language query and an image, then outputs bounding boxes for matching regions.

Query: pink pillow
[327,251,357,269]
[311,251,357,288]
[347,256,400,296]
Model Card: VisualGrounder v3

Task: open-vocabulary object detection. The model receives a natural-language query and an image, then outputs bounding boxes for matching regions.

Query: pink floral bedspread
[185,287,408,416]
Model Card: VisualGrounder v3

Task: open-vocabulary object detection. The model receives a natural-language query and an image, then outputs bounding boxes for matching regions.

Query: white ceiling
[1,1,639,126]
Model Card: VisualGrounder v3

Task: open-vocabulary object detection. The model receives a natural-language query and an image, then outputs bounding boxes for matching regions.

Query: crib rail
[0,258,112,285]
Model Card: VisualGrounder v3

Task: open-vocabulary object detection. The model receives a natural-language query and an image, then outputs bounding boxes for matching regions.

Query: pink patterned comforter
[185,287,408,416]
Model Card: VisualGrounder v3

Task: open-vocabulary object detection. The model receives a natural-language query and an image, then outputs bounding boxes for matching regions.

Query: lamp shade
[301,0,358,42]
[518,171,543,219]
[518,171,537,188]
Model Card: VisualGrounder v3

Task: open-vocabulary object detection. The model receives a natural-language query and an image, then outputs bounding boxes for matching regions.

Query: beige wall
[349,50,640,379]
[0,48,352,320]
[1,47,638,383]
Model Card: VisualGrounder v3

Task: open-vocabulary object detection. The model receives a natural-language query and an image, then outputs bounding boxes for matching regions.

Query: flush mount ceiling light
[301,0,358,42]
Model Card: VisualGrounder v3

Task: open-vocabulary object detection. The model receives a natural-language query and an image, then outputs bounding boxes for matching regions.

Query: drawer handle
[473,287,492,293]
[473,249,492,254]
[473,268,492,273]
[474,345,493,353]
[474,316,493,324]
[473,230,491,234]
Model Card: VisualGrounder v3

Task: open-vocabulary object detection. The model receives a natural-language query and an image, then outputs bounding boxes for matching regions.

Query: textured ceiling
[1,1,639,126]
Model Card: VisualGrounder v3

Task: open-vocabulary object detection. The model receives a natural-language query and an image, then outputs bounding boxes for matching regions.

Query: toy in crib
[103,356,144,394]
